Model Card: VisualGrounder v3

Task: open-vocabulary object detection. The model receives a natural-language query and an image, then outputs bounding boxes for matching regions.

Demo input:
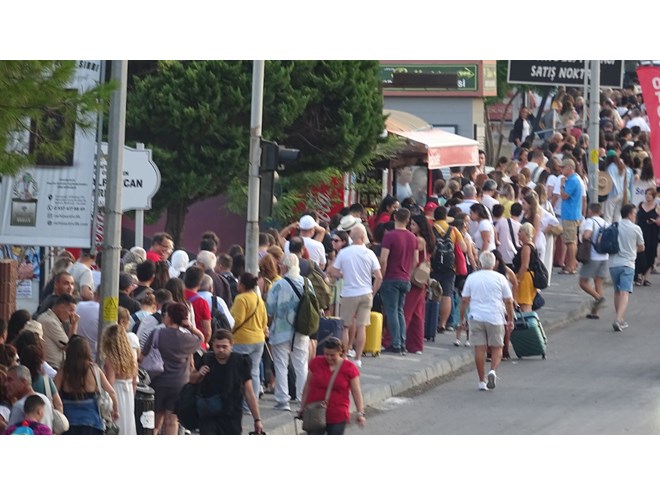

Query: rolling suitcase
[510,310,547,359]
[424,300,440,342]
[316,316,344,355]
[364,311,383,356]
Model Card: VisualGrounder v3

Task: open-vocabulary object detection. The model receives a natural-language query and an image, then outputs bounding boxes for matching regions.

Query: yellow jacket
[230,291,267,344]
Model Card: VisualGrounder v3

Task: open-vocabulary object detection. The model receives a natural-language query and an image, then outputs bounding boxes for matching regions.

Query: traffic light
[260,139,301,173]
[259,139,300,218]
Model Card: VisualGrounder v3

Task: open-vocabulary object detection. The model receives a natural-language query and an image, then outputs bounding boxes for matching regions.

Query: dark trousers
[307,422,346,435]
[199,416,242,435]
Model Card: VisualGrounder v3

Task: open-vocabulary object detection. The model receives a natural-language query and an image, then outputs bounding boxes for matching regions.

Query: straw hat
[22,320,44,340]
[337,215,361,232]
[598,171,613,197]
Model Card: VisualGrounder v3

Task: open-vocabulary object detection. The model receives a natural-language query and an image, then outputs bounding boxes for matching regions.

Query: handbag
[196,394,224,419]
[545,223,563,237]
[411,260,431,288]
[92,364,118,434]
[532,291,545,311]
[175,382,200,430]
[302,359,343,433]
[141,327,165,380]
[576,238,591,264]
[453,231,468,277]
[42,375,69,434]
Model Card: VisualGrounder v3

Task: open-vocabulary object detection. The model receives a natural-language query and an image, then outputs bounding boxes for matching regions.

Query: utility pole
[587,60,600,204]
[97,60,128,363]
[245,61,264,276]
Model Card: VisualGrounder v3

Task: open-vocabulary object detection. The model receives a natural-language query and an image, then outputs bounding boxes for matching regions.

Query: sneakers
[464,341,471,347]
[454,339,461,347]
[612,320,627,332]
[478,381,488,391]
[487,370,497,390]
[354,359,362,368]
[347,349,356,358]
[274,402,291,411]
[399,348,407,356]
[415,351,423,355]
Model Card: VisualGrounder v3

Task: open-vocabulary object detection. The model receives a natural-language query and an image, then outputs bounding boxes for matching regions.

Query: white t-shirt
[547,175,562,216]
[608,219,644,268]
[68,262,95,294]
[626,116,650,132]
[481,194,499,213]
[8,392,53,429]
[462,269,513,325]
[474,219,496,252]
[285,237,327,268]
[126,332,140,361]
[494,217,520,265]
[76,300,100,362]
[580,217,609,262]
[332,244,381,298]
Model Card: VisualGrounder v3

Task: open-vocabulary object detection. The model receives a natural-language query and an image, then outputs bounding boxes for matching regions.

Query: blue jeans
[380,279,411,349]
[233,342,264,405]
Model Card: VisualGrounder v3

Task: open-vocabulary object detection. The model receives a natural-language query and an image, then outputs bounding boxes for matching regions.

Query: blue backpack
[592,222,619,255]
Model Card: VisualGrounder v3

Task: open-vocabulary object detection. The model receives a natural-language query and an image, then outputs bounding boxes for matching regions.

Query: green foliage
[125,60,385,239]
[0,60,111,176]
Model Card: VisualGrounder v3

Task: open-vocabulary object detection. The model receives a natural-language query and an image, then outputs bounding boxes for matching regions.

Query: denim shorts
[609,265,634,293]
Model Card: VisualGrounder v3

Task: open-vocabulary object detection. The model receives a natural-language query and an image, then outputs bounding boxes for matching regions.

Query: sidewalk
[254,268,592,435]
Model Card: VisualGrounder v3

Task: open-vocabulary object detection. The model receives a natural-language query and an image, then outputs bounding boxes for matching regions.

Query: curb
[269,300,592,435]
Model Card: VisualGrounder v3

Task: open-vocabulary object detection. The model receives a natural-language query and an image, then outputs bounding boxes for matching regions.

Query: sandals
[634,280,643,287]
[643,280,652,287]
[559,269,577,275]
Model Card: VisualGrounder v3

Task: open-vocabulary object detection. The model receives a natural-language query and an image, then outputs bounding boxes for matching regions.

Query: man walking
[459,251,514,391]
[578,204,608,319]
[379,208,418,354]
[608,204,644,332]
[328,224,382,368]
[189,330,263,435]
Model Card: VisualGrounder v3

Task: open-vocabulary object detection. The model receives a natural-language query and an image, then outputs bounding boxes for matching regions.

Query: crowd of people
[0,85,657,433]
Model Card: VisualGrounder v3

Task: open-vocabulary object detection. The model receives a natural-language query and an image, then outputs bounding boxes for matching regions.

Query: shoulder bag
[411,249,431,288]
[42,375,69,434]
[302,359,344,433]
[92,364,118,434]
[141,327,165,380]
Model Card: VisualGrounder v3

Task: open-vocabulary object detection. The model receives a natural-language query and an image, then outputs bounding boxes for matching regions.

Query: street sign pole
[245,61,264,276]
[97,60,127,363]
[588,60,600,205]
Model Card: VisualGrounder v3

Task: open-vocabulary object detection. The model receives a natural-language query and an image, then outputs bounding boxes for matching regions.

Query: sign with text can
[508,60,624,88]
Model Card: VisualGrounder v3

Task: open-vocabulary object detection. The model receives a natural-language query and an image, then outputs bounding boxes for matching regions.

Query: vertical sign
[0,61,102,247]
[636,66,660,186]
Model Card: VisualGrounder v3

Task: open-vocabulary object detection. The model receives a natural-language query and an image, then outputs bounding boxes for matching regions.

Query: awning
[383,109,432,133]
[390,129,480,169]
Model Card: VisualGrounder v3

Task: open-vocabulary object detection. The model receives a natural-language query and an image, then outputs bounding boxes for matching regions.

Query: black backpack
[529,246,549,290]
[431,225,455,274]
[221,272,239,301]
[210,294,232,331]
[592,222,620,255]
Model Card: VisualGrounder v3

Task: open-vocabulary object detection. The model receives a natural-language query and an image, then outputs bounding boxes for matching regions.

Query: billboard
[0,61,102,247]
[508,60,624,88]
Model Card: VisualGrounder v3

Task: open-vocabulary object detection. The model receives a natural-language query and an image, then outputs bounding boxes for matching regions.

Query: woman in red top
[298,337,366,435]
[368,195,399,233]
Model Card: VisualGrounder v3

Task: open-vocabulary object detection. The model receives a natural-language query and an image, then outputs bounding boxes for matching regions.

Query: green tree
[126,60,384,244]
[0,60,110,176]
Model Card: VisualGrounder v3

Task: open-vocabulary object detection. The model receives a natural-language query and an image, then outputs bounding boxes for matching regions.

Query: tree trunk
[484,106,494,167]
[496,89,521,160]
[165,202,188,248]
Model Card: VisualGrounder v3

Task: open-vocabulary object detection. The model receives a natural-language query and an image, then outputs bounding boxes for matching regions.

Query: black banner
[508,60,624,88]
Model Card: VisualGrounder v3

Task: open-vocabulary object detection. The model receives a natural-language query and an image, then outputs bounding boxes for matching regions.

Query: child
[5,394,53,435]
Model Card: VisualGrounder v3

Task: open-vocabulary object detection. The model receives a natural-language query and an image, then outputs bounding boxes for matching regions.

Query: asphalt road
[350,276,660,435]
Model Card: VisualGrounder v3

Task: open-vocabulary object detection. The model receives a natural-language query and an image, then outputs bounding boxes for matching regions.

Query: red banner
[636,66,660,186]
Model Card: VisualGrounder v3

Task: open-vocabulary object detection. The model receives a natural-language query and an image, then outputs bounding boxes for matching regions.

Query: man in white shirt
[494,202,522,267]
[284,215,327,270]
[625,108,650,132]
[578,204,609,319]
[67,249,96,301]
[197,274,235,329]
[328,224,382,368]
[6,365,54,430]
[76,293,101,362]
[459,251,514,391]
[480,180,499,213]
[608,204,645,332]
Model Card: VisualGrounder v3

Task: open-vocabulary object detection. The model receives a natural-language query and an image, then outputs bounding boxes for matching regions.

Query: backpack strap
[507,219,519,254]
[284,277,303,300]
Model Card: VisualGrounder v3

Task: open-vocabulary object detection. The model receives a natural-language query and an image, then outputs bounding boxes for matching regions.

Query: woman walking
[635,188,660,286]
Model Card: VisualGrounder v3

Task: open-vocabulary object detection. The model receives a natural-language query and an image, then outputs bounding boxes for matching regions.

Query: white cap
[299,215,317,230]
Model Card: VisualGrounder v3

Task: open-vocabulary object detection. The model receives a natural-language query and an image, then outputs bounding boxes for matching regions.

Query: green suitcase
[510,310,547,359]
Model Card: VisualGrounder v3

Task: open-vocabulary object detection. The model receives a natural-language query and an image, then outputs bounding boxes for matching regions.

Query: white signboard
[96,143,161,212]
[0,61,102,248]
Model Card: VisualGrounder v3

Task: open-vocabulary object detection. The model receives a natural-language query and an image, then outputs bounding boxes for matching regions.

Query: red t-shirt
[307,357,359,424]
[381,228,418,281]
[184,289,211,344]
